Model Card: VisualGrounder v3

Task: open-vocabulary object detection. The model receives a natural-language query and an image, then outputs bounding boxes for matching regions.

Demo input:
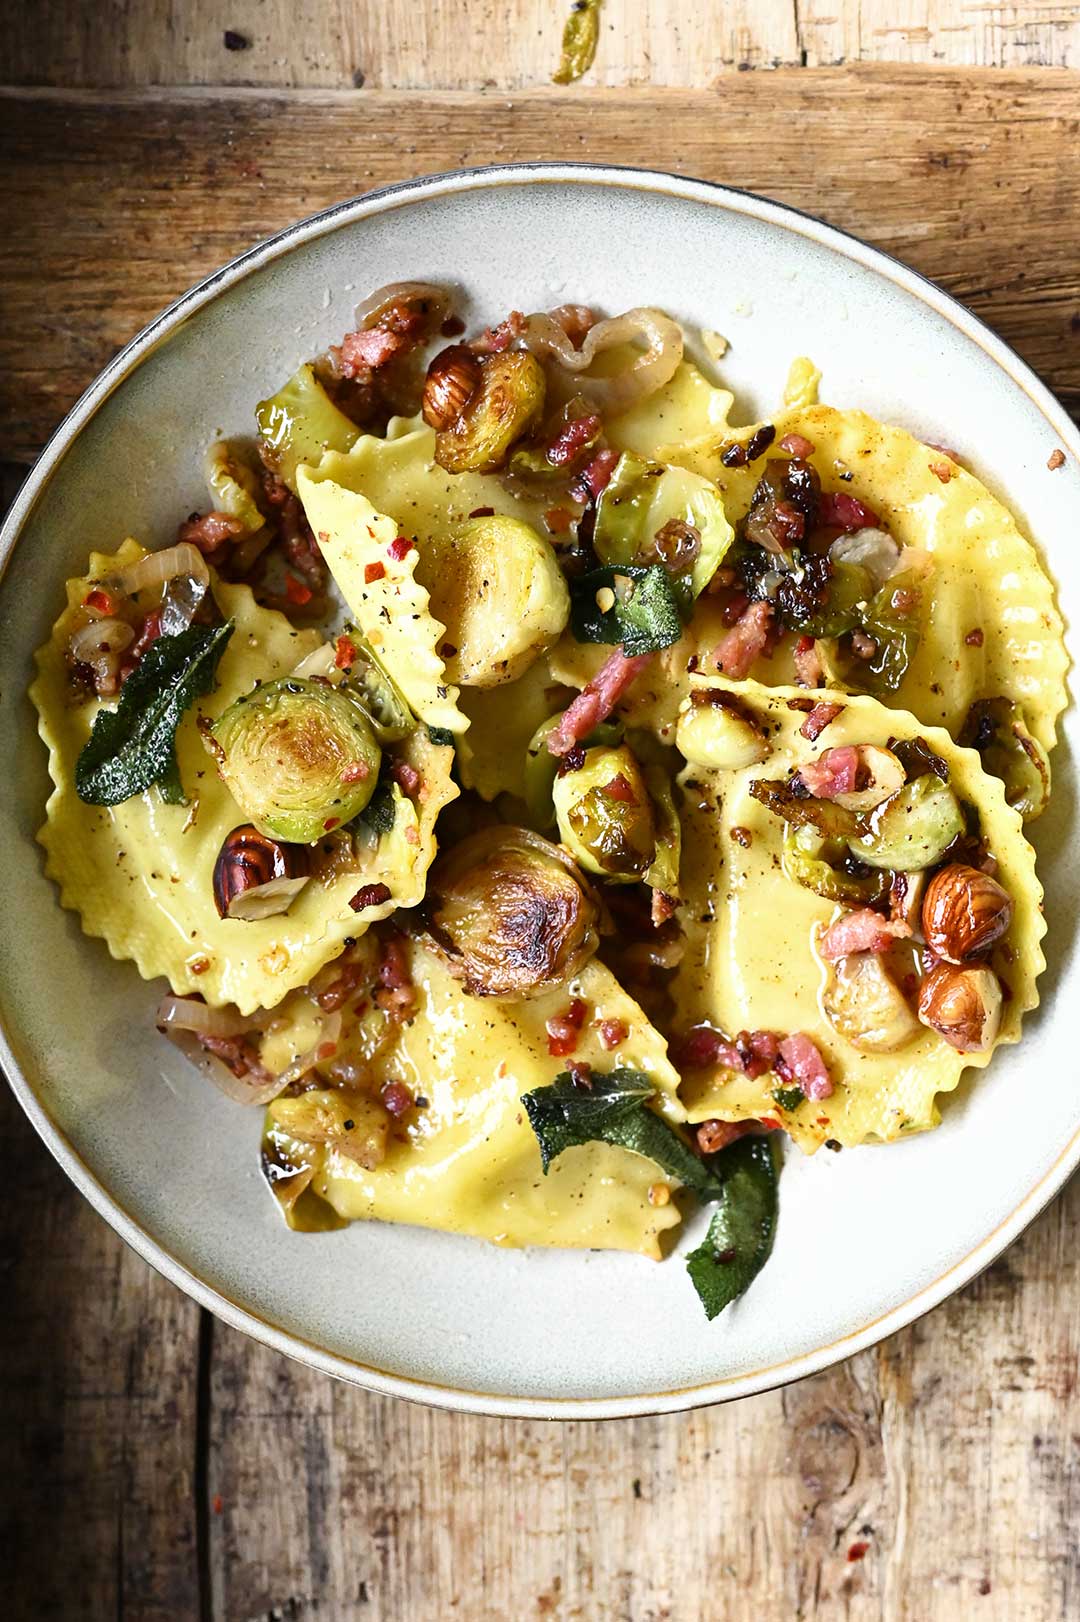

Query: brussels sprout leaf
[521,1069,720,1199]
[76,621,234,806]
[570,564,683,658]
[686,1136,778,1320]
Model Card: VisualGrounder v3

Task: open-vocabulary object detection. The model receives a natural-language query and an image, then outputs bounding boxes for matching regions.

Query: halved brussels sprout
[425,514,570,688]
[267,1090,389,1171]
[256,363,361,490]
[959,697,1051,821]
[796,561,872,639]
[339,631,415,742]
[825,567,923,695]
[748,776,860,842]
[419,826,599,999]
[593,452,734,602]
[821,951,921,1053]
[208,677,382,844]
[642,759,681,897]
[205,439,266,533]
[552,744,657,883]
[434,350,546,474]
[525,716,622,831]
[848,774,965,872]
[676,695,771,771]
[782,824,888,906]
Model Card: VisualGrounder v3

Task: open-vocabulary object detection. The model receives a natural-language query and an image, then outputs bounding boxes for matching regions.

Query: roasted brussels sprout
[748,776,860,842]
[641,757,681,897]
[426,514,570,688]
[204,439,266,534]
[207,677,382,844]
[848,774,965,872]
[434,350,546,474]
[821,951,920,1053]
[796,561,873,638]
[742,457,821,552]
[255,363,361,490]
[781,824,888,906]
[267,1089,389,1171]
[552,744,657,883]
[827,567,923,695]
[525,716,622,830]
[676,694,771,771]
[339,632,415,742]
[419,826,599,999]
[959,697,1051,821]
[592,452,734,602]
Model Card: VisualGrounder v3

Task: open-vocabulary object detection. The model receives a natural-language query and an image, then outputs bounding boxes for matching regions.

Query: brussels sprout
[847,774,965,872]
[434,350,546,474]
[676,695,771,771]
[959,697,1051,821]
[552,744,657,883]
[592,452,734,602]
[828,567,923,695]
[420,826,599,999]
[267,1089,389,1171]
[642,760,681,897]
[748,776,860,842]
[821,952,920,1053]
[427,514,570,688]
[208,677,382,844]
[255,363,361,491]
[525,716,622,831]
[204,439,266,533]
[339,631,414,742]
[782,824,888,906]
[796,561,873,638]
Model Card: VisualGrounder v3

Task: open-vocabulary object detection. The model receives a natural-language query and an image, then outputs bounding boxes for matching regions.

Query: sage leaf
[686,1136,778,1320]
[570,564,684,658]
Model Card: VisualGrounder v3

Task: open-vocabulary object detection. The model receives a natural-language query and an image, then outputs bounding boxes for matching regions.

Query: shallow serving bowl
[1,165,1077,1418]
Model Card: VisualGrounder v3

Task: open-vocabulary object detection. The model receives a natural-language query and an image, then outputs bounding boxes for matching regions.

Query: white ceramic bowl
[1,166,1076,1418]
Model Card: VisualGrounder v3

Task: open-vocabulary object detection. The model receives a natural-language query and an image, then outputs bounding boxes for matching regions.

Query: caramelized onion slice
[521,307,683,415]
[162,1025,285,1106]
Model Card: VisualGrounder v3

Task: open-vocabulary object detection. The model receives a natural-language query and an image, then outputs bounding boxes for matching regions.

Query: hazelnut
[421,344,482,431]
[917,963,1003,1053]
[213,825,310,921]
[921,863,1013,964]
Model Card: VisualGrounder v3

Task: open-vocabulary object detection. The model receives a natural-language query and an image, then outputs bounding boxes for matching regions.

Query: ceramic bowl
[1,166,1076,1418]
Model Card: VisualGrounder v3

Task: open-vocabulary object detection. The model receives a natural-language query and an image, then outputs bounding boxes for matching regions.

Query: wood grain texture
[3,0,1080,87]
[2,68,1080,465]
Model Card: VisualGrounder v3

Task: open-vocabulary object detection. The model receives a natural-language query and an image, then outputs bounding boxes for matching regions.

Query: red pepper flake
[598,1017,628,1050]
[285,573,313,606]
[387,537,413,561]
[382,1080,413,1118]
[468,506,495,519]
[964,627,984,647]
[1047,448,1066,471]
[83,588,116,615]
[363,561,386,584]
[350,882,392,911]
[847,1541,870,1563]
[316,1041,337,1060]
[929,458,956,484]
[544,506,574,535]
[334,634,358,669]
[603,772,637,804]
[778,432,815,457]
[323,817,340,831]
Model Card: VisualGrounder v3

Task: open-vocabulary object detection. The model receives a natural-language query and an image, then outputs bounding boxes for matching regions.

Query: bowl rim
[3,160,1078,1420]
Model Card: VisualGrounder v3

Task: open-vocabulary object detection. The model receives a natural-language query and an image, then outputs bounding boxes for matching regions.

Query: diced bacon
[177,510,246,556]
[674,1025,745,1072]
[712,600,773,679]
[198,1034,275,1089]
[797,745,860,799]
[127,609,164,665]
[603,773,637,803]
[337,326,406,377]
[340,760,371,784]
[392,760,421,795]
[776,1034,834,1101]
[650,889,678,927]
[284,573,313,606]
[546,413,602,468]
[800,700,844,742]
[545,649,652,757]
[779,432,815,457]
[597,1018,628,1051]
[793,634,824,689]
[382,1081,413,1119]
[696,1118,755,1154]
[819,491,879,531]
[578,447,619,500]
[819,909,913,961]
[334,634,358,668]
[471,310,525,353]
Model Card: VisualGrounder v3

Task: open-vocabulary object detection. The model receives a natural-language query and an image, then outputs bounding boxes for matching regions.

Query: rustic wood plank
[0,1080,203,1619]
[2,0,1078,87]
[2,68,1079,466]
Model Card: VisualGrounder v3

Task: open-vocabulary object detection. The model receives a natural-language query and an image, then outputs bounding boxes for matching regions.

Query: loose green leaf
[772,1086,805,1114]
[570,564,683,657]
[358,769,397,836]
[75,621,235,807]
[686,1137,778,1320]
[522,1068,720,1198]
[552,0,602,85]
[593,451,734,602]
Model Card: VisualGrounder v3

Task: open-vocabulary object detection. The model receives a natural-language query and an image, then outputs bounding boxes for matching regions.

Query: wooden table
[3,7,1079,1618]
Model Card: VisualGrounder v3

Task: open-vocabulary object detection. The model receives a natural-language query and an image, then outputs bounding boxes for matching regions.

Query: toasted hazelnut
[917,963,1002,1052]
[213,825,310,921]
[421,344,482,431]
[921,863,1013,964]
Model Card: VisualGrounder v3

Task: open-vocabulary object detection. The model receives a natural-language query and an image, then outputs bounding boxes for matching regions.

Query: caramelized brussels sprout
[821,952,920,1053]
[828,567,923,695]
[641,758,681,897]
[959,697,1051,821]
[267,1090,389,1171]
[782,824,888,906]
[208,677,381,844]
[525,716,622,830]
[420,826,599,999]
[205,439,266,534]
[676,695,771,771]
[748,776,860,842]
[592,452,734,601]
[552,744,658,882]
[796,560,873,638]
[848,774,965,872]
[434,350,546,474]
[255,363,361,490]
[427,514,570,687]
[340,632,415,742]
[743,457,820,552]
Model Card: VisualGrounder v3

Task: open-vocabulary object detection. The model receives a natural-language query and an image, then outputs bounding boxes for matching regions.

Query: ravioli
[672,679,1045,1152]
[32,542,457,1013]
[456,657,574,803]
[261,942,686,1255]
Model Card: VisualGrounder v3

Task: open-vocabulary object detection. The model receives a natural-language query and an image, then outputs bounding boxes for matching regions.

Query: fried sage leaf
[76,621,234,806]
[522,1068,719,1198]
[570,563,684,657]
[685,1136,779,1320]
